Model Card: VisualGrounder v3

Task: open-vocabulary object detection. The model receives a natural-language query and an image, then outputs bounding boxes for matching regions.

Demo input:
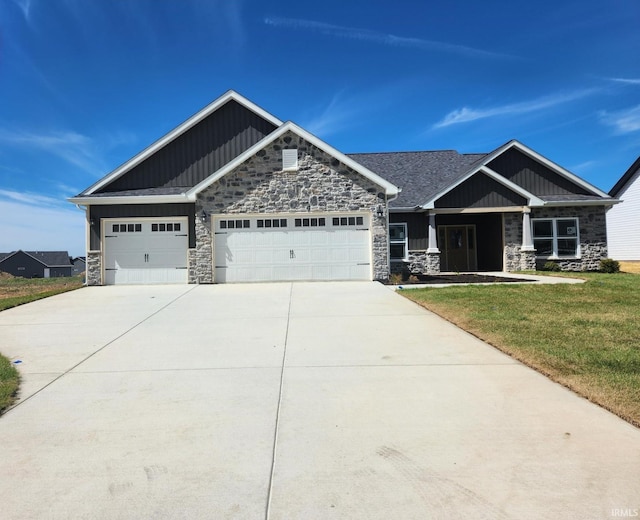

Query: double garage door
[214,213,372,282]
[103,219,188,285]
[102,213,372,284]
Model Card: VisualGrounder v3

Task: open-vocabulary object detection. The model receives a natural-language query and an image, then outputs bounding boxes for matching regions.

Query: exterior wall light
[376,205,385,218]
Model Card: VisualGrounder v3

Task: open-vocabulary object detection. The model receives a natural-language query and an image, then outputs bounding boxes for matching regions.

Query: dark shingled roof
[25,251,72,267]
[0,251,72,267]
[609,156,640,197]
[348,151,487,208]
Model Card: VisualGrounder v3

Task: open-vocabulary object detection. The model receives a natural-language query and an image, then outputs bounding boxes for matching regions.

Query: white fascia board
[420,163,542,209]
[68,194,190,205]
[187,121,400,198]
[542,199,620,207]
[82,90,283,196]
[480,166,545,206]
[501,141,610,198]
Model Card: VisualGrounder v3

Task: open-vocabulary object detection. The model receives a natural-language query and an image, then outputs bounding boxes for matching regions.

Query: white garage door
[104,219,188,285]
[214,214,371,282]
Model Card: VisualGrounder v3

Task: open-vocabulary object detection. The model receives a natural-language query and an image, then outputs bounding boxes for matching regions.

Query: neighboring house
[0,250,73,278]
[69,90,615,286]
[606,156,640,261]
[72,256,86,275]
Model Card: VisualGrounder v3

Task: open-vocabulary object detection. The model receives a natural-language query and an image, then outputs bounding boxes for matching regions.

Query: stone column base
[86,251,102,286]
[426,252,440,274]
[519,249,537,271]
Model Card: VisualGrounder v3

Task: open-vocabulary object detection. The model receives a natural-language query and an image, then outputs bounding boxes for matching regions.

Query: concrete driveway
[0,282,638,519]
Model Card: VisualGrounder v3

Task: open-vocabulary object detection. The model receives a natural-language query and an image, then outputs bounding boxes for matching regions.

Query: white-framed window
[532,218,580,258]
[389,223,408,261]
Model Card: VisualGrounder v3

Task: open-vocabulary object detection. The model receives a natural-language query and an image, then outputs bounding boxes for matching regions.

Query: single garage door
[214,213,371,282]
[103,218,188,285]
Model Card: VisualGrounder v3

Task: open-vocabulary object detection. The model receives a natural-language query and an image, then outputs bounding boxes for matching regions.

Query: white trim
[504,141,610,198]
[480,166,545,206]
[69,194,190,205]
[421,139,611,210]
[389,222,408,261]
[421,165,543,210]
[187,121,400,198]
[531,217,581,259]
[81,91,283,196]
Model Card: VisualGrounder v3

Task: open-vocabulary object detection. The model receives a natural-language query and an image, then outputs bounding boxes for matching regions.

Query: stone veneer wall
[532,206,607,271]
[504,213,524,271]
[390,251,440,276]
[195,131,389,282]
[86,251,102,286]
[505,206,608,271]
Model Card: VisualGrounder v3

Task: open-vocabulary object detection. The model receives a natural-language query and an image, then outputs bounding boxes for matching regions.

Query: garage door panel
[104,219,188,285]
[214,214,371,283]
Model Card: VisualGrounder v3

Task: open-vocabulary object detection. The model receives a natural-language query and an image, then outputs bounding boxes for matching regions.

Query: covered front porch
[389,208,536,275]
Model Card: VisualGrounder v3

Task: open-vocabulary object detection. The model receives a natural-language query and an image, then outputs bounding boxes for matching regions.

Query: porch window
[389,223,408,261]
[532,218,579,258]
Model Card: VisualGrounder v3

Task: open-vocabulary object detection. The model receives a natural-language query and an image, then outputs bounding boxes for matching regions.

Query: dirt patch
[0,273,83,300]
[619,261,640,274]
[387,273,534,285]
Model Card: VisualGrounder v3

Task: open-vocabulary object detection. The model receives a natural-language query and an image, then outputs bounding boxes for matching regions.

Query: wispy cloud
[600,105,640,134]
[300,84,407,137]
[0,189,66,208]
[264,17,513,60]
[607,78,640,86]
[0,194,85,255]
[0,129,107,174]
[10,0,32,20]
[432,89,598,129]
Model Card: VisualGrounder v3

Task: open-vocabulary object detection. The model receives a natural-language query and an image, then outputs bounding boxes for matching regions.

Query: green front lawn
[400,272,640,427]
[0,355,19,415]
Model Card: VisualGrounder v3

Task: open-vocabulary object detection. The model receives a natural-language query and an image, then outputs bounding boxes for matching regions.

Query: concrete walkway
[0,282,638,519]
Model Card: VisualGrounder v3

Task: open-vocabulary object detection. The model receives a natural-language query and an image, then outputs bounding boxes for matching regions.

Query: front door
[439,225,477,272]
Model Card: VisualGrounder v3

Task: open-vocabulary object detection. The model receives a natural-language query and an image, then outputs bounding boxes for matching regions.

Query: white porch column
[521,208,535,251]
[427,211,440,253]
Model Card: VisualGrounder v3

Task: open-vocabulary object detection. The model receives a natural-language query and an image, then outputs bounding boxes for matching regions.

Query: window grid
[389,223,408,261]
[532,218,579,258]
[151,222,182,232]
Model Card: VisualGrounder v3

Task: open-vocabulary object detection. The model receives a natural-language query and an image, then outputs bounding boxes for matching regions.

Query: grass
[0,355,19,415]
[0,272,84,311]
[400,272,640,427]
[0,272,84,414]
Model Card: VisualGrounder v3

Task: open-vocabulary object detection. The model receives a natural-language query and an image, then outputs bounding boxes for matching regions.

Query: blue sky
[1,0,639,256]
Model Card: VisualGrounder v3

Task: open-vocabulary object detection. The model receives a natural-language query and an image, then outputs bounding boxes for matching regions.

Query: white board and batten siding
[607,166,640,261]
[103,218,189,285]
[213,213,372,283]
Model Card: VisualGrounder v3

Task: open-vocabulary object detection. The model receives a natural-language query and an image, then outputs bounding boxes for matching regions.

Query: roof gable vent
[282,149,298,171]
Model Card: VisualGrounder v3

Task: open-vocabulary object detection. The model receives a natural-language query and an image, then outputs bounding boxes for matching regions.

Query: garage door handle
[144,253,149,263]
[290,249,295,259]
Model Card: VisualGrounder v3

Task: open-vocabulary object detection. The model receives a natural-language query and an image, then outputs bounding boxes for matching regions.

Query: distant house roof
[348,150,486,208]
[609,156,640,197]
[0,250,72,268]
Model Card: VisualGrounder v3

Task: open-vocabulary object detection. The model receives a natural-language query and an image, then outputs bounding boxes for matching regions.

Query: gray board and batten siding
[89,204,196,250]
[95,100,278,193]
[435,172,528,209]
[487,148,591,197]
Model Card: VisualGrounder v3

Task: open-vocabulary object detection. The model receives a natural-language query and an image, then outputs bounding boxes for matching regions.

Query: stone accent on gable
[196,131,390,281]
[86,251,102,286]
